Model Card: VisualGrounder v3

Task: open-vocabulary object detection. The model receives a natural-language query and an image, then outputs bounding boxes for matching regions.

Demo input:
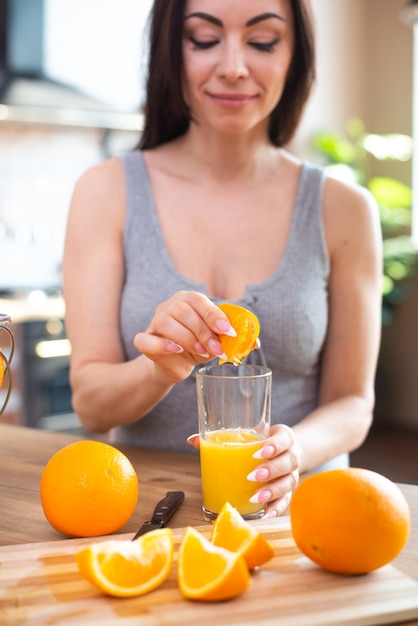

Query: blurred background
[0,0,417,480]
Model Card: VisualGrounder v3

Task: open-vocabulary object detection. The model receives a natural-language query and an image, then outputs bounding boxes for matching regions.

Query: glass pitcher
[0,314,15,416]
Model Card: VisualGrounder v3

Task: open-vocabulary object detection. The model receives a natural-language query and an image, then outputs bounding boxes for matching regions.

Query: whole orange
[40,440,139,538]
[289,468,410,575]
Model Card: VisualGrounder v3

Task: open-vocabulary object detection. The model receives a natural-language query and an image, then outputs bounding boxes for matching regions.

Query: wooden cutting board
[1,517,418,626]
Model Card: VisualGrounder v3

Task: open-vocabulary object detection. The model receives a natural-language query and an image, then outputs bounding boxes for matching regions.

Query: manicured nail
[208,338,227,358]
[215,319,237,337]
[263,509,277,519]
[194,342,210,357]
[253,445,275,459]
[255,337,261,349]
[249,489,272,504]
[166,341,184,353]
[247,468,269,482]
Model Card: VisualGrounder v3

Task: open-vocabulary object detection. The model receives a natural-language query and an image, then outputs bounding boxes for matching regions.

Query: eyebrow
[183,12,286,27]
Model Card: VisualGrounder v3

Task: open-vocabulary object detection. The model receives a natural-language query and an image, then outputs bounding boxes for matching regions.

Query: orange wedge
[211,502,275,570]
[177,526,250,602]
[218,303,260,365]
[75,528,174,598]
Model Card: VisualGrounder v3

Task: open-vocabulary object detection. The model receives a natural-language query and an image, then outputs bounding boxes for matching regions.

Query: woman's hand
[247,424,301,517]
[134,290,235,383]
[187,423,301,518]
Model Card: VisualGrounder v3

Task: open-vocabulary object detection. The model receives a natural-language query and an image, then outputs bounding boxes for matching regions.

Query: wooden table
[0,423,205,545]
[1,423,418,625]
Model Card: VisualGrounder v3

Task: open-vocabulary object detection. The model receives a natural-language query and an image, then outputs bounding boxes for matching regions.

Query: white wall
[293,0,368,157]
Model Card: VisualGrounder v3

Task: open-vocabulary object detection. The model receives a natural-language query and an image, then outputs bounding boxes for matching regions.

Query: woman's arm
[293,176,383,470]
[62,159,233,433]
[249,177,383,516]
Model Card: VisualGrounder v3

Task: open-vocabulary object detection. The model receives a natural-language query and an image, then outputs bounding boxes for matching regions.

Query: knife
[132,490,185,540]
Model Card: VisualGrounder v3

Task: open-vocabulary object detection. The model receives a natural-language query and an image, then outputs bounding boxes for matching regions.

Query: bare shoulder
[65,157,127,252]
[323,174,380,220]
[73,156,124,197]
[322,174,382,258]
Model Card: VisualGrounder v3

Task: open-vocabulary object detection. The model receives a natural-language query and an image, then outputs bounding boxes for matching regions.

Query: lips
[207,92,257,108]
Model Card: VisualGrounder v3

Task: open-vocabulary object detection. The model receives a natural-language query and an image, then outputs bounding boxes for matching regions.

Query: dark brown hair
[139,0,315,149]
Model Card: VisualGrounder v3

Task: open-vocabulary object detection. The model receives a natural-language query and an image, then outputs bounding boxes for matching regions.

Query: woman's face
[182,0,294,139]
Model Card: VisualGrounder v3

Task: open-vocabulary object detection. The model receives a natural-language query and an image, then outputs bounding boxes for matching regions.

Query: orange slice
[218,303,260,365]
[211,502,275,570]
[177,526,250,601]
[75,528,174,598]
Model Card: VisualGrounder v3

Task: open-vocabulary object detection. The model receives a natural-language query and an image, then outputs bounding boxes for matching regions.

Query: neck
[175,123,279,183]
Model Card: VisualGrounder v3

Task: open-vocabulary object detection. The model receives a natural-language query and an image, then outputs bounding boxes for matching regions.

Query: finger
[178,291,237,338]
[263,490,293,518]
[186,433,200,449]
[265,447,300,481]
[248,469,298,506]
[254,424,299,460]
[167,291,238,342]
[150,293,227,357]
[250,446,300,490]
[149,306,216,355]
[134,332,184,356]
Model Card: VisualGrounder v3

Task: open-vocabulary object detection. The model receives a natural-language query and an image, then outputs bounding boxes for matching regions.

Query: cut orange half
[211,502,275,570]
[75,528,174,598]
[177,526,250,602]
[218,303,260,365]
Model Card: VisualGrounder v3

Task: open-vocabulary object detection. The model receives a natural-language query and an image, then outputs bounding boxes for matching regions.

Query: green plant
[312,119,417,325]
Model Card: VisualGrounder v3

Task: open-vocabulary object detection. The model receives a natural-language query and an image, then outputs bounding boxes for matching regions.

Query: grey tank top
[111,150,348,470]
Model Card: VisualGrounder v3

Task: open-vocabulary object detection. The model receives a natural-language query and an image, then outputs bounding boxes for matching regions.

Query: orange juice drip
[200,428,266,516]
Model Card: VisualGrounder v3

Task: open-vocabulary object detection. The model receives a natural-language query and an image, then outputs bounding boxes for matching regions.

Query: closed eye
[189,36,219,50]
[249,38,280,53]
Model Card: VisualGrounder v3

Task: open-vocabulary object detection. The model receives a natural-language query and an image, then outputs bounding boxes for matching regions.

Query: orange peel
[218,303,260,365]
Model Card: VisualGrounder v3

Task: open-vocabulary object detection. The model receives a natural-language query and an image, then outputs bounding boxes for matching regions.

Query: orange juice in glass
[196,364,271,521]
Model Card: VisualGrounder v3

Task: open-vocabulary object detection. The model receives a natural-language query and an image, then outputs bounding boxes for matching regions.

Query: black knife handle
[151,491,185,525]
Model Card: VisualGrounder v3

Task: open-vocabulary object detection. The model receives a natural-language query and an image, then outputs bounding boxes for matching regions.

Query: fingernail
[255,337,261,349]
[186,433,199,444]
[253,445,275,459]
[263,509,277,519]
[249,489,272,504]
[215,319,237,337]
[194,342,210,357]
[208,338,226,357]
[167,341,184,353]
[247,468,269,482]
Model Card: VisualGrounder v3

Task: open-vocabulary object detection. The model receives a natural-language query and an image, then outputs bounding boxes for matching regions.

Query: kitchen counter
[0,424,203,545]
[0,294,65,324]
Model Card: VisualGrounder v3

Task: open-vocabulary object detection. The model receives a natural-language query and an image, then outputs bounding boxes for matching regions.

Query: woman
[62,0,382,517]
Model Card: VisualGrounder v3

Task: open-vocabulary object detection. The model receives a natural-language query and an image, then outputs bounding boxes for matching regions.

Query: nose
[217,40,249,81]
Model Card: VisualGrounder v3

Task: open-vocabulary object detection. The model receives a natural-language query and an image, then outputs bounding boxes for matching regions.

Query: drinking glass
[196,363,272,522]
[0,314,15,417]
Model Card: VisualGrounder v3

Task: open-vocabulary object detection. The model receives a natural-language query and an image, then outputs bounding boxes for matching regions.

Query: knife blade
[132,490,185,540]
